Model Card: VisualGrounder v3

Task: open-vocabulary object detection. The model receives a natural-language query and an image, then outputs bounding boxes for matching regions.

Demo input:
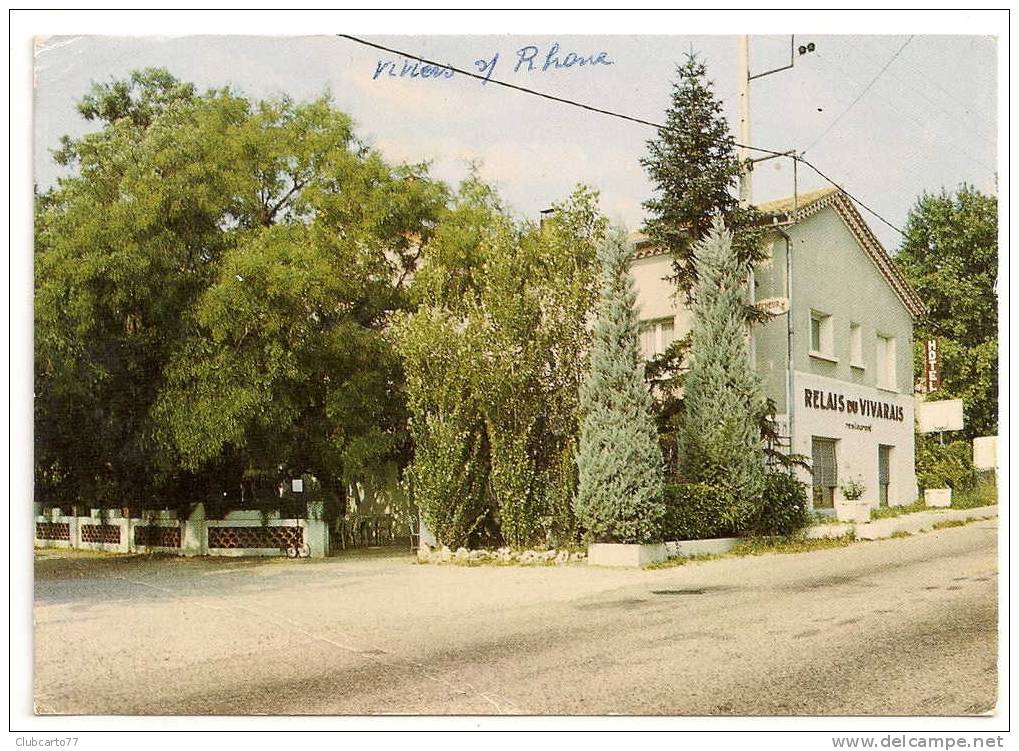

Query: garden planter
[663,537,740,558]
[834,499,872,524]
[587,543,668,567]
[924,488,952,508]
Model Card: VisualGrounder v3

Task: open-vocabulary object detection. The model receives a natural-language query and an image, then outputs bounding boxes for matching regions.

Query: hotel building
[631,187,925,511]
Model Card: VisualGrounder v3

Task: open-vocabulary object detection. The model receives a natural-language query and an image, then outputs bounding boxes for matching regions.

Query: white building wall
[629,253,690,337]
[792,371,918,508]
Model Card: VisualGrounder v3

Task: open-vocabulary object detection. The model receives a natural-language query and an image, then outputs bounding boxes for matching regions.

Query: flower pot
[834,499,871,524]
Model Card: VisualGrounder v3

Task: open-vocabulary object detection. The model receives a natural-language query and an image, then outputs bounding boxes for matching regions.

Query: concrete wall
[777,209,917,509]
[792,371,917,507]
[783,209,914,392]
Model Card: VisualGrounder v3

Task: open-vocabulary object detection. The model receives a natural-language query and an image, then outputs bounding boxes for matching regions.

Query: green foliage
[661,483,731,541]
[951,479,997,509]
[641,54,766,441]
[394,308,491,549]
[35,69,447,510]
[895,185,997,439]
[640,54,764,300]
[747,473,812,537]
[396,178,604,548]
[575,227,666,544]
[839,478,866,501]
[932,519,969,530]
[677,219,768,530]
[646,531,854,569]
[728,534,855,556]
[915,437,977,492]
[870,499,926,520]
[75,67,197,129]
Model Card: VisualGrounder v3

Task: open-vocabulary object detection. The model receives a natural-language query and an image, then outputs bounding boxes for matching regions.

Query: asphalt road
[33,520,998,716]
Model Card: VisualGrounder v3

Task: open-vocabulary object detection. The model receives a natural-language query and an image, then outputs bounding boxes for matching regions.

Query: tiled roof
[756,186,838,216]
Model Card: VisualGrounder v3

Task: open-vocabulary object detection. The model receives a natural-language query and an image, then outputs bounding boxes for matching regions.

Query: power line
[803,35,914,155]
[794,156,904,237]
[337,33,906,237]
[807,38,996,177]
[840,37,995,149]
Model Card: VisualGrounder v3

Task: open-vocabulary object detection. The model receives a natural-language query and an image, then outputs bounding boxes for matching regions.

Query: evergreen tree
[575,227,666,544]
[640,53,765,460]
[677,219,767,531]
[641,53,763,303]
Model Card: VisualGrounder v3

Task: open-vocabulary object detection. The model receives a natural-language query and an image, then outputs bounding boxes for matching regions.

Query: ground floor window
[811,437,838,509]
[878,444,892,507]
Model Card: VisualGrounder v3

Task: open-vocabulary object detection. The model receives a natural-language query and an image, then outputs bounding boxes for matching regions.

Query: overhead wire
[337,33,908,237]
[803,36,914,155]
[840,36,995,149]
[805,37,996,178]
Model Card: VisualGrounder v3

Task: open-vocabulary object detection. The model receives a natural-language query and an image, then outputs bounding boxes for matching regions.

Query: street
[33,520,998,716]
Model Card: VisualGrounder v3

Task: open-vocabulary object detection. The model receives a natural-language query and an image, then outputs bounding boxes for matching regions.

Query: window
[850,323,863,368]
[810,311,835,360]
[811,438,838,508]
[640,318,676,360]
[811,437,838,509]
[877,334,896,390]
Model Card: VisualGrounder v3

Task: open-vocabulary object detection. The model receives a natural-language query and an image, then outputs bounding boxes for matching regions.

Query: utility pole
[738,35,751,208]
[739,34,815,207]
[738,34,815,450]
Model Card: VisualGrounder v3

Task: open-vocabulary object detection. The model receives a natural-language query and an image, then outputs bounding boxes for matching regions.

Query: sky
[33,33,997,251]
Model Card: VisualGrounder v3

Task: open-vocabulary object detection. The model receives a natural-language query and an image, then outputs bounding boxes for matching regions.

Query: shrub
[747,473,811,536]
[916,438,977,492]
[839,477,866,501]
[952,477,997,509]
[661,483,734,541]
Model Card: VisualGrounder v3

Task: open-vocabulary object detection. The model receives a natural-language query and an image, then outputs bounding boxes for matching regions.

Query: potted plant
[835,478,871,523]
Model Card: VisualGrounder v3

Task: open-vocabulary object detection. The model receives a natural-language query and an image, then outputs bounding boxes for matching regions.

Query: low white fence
[34,503,329,558]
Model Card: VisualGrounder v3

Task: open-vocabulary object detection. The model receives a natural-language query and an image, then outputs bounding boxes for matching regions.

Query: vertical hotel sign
[924,339,941,394]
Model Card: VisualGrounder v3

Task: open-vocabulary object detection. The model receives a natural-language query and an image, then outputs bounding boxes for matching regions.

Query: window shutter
[812,438,837,487]
[878,446,891,483]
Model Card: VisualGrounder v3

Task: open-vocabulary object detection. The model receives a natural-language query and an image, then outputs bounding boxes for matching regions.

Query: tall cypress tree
[575,227,666,544]
[678,219,768,530]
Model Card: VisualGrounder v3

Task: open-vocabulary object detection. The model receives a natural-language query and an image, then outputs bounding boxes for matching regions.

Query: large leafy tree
[677,219,768,531]
[894,184,998,439]
[575,227,666,544]
[396,177,604,548]
[35,69,447,511]
[640,53,765,457]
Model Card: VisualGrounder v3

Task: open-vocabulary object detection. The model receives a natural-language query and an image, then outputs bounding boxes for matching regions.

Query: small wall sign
[291,479,304,493]
[924,339,941,394]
